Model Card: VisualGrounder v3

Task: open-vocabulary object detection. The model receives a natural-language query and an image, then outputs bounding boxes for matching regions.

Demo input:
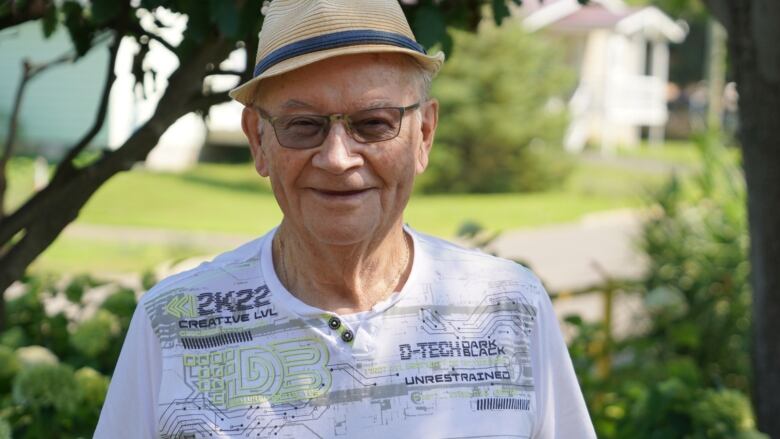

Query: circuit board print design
[142,234,544,438]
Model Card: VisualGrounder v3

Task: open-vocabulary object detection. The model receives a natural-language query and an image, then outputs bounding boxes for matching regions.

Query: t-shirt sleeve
[94,302,161,438]
[530,283,597,439]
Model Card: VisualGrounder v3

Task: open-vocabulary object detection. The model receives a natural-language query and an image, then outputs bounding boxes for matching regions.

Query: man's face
[241,53,438,246]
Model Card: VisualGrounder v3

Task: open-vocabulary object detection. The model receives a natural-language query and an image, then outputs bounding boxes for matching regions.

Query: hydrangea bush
[0,274,143,438]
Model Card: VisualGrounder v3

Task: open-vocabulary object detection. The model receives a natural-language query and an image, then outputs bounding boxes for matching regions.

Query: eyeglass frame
[252,102,421,149]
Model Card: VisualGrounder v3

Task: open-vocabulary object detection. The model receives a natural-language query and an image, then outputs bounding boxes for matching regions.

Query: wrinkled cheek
[267,170,294,215]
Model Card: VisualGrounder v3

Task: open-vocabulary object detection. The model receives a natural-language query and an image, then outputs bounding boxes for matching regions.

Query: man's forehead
[276,98,403,111]
[253,53,420,107]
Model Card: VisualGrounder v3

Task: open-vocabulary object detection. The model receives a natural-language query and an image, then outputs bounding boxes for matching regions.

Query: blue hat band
[253,29,427,78]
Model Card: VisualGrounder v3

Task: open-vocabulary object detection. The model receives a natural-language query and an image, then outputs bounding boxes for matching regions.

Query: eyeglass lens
[273,107,404,149]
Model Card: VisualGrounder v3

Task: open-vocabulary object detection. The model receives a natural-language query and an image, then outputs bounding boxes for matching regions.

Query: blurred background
[0,0,775,438]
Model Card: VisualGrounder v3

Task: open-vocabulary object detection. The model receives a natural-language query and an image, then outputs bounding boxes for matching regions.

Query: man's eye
[286,117,321,128]
[353,116,395,129]
[358,118,391,127]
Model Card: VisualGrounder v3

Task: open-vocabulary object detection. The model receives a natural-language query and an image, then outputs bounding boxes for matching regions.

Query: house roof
[552,4,632,30]
[522,0,686,42]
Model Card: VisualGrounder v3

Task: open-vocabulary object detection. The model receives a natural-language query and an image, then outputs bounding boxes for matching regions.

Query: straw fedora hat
[228,0,445,106]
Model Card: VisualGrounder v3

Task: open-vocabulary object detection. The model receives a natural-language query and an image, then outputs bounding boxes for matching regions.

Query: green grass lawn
[615,140,703,165]
[30,236,214,274]
[6,148,680,275]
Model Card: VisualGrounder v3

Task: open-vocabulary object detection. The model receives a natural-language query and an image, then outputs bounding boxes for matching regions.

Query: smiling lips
[312,188,373,197]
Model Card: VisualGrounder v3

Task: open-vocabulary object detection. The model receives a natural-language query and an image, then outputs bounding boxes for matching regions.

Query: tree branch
[0,51,74,218]
[51,33,122,181]
[187,90,232,114]
[241,33,259,84]
[130,21,178,54]
[0,52,74,163]
[206,69,244,77]
[0,0,51,32]
[53,1,132,172]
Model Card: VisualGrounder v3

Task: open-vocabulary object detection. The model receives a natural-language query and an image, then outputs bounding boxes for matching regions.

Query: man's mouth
[313,188,373,197]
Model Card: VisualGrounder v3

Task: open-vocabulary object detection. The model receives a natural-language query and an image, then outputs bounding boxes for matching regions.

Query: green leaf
[0,2,12,19]
[63,1,95,56]
[210,0,240,39]
[42,4,58,38]
[91,0,121,24]
[412,5,446,51]
[179,0,210,43]
[237,0,264,39]
[440,30,454,58]
[141,0,169,9]
[492,0,511,26]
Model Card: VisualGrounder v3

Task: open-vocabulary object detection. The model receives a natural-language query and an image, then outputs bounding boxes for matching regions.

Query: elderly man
[96,1,595,438]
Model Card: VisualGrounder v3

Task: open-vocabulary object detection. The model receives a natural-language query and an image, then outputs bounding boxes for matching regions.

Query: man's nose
[311,121,364,173]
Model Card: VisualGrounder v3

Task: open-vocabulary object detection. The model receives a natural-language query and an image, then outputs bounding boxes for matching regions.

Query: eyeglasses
[254,102,420,149]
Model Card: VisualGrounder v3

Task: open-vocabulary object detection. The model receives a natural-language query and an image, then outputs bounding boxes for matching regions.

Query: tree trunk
[740,50,780,439]
[705,0,780,436]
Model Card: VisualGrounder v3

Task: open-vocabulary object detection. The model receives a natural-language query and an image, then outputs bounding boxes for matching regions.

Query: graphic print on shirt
[142,244,541,438]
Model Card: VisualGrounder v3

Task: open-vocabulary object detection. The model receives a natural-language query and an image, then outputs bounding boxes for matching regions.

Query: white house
[521,0,687,153]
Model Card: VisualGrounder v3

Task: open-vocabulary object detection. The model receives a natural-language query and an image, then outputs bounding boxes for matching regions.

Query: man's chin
[300,217,387,247]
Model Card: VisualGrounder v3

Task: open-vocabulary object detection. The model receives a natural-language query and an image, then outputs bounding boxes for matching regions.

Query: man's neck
[272,222,413,314]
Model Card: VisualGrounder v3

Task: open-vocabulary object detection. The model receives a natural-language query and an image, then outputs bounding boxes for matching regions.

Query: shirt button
[341,330,354,343]
[328,317,341,330]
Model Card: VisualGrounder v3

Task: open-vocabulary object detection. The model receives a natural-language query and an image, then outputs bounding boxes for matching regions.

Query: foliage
[12,363,81,413]
[420,24,574,193]
[73,367,111,429]
[565,133,765,438]
[617,379,766,439]
[639,132,750,391]
[0,275,140,437]
[70,309,121,360]
[689,389,766,439]
[401,0,523,56]
[0,346,19,393]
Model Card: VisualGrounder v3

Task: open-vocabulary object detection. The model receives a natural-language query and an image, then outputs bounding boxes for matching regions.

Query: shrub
[0,419,11,439]
[14,345,58,367]
[0,274,140,437]
[565,133,764,438]
[689,389,767,439]
[70,309,121,359]
[639,133,750,391]
[73,367,110,430]
[100,287,138,330]
[0,346,19,393]
[12,363,82,414]
[418,23,575,193]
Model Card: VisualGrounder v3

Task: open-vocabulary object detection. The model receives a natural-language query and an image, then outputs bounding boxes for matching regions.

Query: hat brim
[229,45,445,106]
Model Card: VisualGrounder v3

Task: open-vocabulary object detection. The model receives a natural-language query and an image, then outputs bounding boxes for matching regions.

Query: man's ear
[415,98,438,174]
[241,106,269,177]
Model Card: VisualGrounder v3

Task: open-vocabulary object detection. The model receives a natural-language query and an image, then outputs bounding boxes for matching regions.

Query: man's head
[241,52,438,245]
[233,0,443,246]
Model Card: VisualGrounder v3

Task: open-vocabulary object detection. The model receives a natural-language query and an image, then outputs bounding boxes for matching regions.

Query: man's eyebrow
[361,99,397,109]
[280,99,315,110]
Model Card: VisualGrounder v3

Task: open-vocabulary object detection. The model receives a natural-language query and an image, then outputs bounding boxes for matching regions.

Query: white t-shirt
[95,227,595,438]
